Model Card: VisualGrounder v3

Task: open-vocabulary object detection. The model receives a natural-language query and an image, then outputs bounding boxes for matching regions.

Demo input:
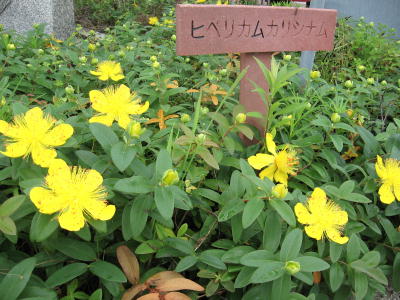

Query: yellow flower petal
[375,155,387,179]
[128,100,149,115]
[308,187,327,212]
[0,120,9,134]
[84,200,115,221]
[110,74,125,81]
[305,224,324,240]
[379,183,395,204]
[259,164,276,180]
[294,203,311,224]
[30,187,64,214]
[1,142,30,158]
[42,124,74,147]
[89,114,114,127]
[115,84,131,100]
[274,169,288,185]
[31,146,57,167]
[332,210,348,226]
[326,228,349,244]
[24,107,44,123]
[117,114,131,129]
[266,133,277,155]
[247,153,275,170]
[89,90,108,112]
[85,169,103,190]
[394,184,400,202]
[59,205,85,231]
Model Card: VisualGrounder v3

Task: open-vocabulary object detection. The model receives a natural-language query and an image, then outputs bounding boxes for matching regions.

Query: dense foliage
[0,2,399,300]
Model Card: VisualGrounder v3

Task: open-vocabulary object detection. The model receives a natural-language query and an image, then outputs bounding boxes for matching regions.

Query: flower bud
[161,169,179,186]
[360,16,365,21]
[201,107,209,115]
[180,113,191,123]
[381,80,387,86]
[202,62,209,68]
[310,70,321,79]
[88,43,96,51]
[330,112,341,123]
[171,34,176,41]
[219,69,227,76]
[366,77,375,85]
[283,54,292,62]
[272,184,288,199]
[195,133,206,144]
[146,40,152,45]
[369,21,374,27]
[126,45,134,51]
[152,61,160,69]
[0,97,6,106]
[65,85,75,94]
[185,58,191,63]
[357,65,365,72]
[127,121,145,138]
[37,48,44,55]
[306,103,312,109]
[79,56,87,63]
[150,55,157,62]
[118,50,126,57]
[91,58,99,65]
[235,113,246,124]
[344,80,353,88]
[346,109,354,117]
[6,43,15,50]
[285,261,301,275]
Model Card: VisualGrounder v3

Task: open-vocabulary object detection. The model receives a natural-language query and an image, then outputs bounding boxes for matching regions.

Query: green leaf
[234,267,256,288]
[45,263,88,288]
[89,123,119,152]
[155,148,172,178]
[359,251,380,268]
[378,216,400,246]
[88,289,103,300]
[250,261,285,283]
[270,273,291,300]
[165,237,194,255]
[270,199,296,226]
[355,126,379,158]
[89,261,126,283]
[330,134,344,152]
[333,122,356,133]
[329,242,343,263]
[111,142,136,172]
[30,213,58,242]
[346,234,361,262]
[199,252,226,270]
[197,147,219,170]
[240,250,275,267]
[0,195,26,217]
[280,229,303,261]
[392,253,400,291]
[0,257,36,300]
[295,256,329,272]
[222,246,254,264]
[350,260,387,285]
[130,197,151,238]
[342,193,371,203]
[354,272,368,300]
[0,216,17,235]
[175,256,198,272]
[154,186,174,220]
[54,238,97,261]
[242,198,264,229]
[339,181,355,197]
[263,211,282,253]
[329,263,345,292]
[114,176,153,194]
[218,199,245,222]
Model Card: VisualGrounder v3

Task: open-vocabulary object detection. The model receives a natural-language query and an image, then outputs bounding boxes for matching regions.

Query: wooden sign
[176,4,337,139]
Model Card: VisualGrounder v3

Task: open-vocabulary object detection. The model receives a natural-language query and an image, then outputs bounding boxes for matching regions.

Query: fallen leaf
[157,278,204,292]
[146,271,183,288]
[136,293,160,300]
[122,284,146,300]
[117,245,140,285]
[164,292,192,300]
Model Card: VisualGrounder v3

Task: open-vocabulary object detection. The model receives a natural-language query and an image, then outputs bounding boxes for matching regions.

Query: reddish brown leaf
[117,245,140,285]
[136,293,160,300]
[313,271,322,284]
[121,284,146,300]
[157,278,204,292]
[164,292,192,300]
[145,271,183,288]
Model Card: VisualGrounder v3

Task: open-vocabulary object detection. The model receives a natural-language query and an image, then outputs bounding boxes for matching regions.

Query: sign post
[176,4,337,140]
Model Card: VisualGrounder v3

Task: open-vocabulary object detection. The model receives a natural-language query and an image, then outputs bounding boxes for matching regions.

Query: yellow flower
[30,159,115,231]
[161,169,179,186]
[375,155,400,204]
[89,85,149,129]
[247,133,298,185]
[90,61,125,81]
[295,187,349,244]
[196,0,206,2]
[148,17,159,25]
[0,107,73,168]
